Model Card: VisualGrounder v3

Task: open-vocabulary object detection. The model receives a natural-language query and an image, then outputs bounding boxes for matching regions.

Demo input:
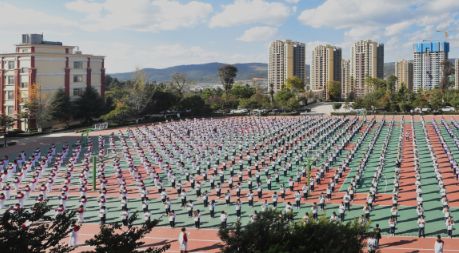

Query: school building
[0,34,105,130]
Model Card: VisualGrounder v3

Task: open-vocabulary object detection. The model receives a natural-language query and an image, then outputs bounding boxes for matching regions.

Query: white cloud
[238,26,278,42]
[423,0,459,13]
[297,0,459,62]
[66,0,213,32]
[298,0,416,29]
[209,0,290,28]
[385,20,414,37]
[75,40,265,73]
[0,2,76,32]
[344,26,381,42]
[284,0,300,3]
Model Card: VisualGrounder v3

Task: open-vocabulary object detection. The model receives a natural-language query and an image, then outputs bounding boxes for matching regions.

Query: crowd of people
[0,115,458,247]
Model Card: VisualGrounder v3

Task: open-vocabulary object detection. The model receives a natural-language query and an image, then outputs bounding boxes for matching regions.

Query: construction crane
[436,30,449,40]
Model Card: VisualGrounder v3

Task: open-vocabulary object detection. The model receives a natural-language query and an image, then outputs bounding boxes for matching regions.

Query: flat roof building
[0,34,105,130]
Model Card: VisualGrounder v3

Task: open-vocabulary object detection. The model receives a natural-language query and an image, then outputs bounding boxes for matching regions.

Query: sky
[1,0,459,73]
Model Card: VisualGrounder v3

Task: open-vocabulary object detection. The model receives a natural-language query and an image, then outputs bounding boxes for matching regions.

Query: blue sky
[1,0,459,73]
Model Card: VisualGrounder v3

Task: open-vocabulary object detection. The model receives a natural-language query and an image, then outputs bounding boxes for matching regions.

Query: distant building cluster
[0,34,105,130]
[268,39,453,99]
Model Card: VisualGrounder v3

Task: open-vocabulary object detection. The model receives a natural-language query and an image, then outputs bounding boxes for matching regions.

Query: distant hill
[110,62,268,82]
[111,60,450,83]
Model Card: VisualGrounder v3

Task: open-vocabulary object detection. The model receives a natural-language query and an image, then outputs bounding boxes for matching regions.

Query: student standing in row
[418,216,426,238]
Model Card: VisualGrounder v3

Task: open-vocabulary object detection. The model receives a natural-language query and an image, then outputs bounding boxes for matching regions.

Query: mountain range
[110,62,400,83]
[110,62,268,83]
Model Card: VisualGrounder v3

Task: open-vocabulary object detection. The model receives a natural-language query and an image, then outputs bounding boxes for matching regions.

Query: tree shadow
[379,239,417,248]
[190,243,223,252]
[142,239,174,248]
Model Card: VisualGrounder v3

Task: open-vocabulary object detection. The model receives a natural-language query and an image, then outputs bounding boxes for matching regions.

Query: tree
[50,89,73,127]
[0,202,76,253]
[219,210,368,253]
[327,81,341,101]
[231,84,255,99]
[74,86,105,123]
[0,115,15,147]
[144,90,180,114]
[428,89,444,111]
[171,73,189,96]
[23,83,52,131]
[239,91,271,109]
[218,65,238,95]
[83,213,170,253]
[285,77,304,92]
[178,95,211,116]
[101,101,130,124]
[104,75,122,88]
[274,89,299,111]
[333,103,342,111]
[269,83,275,105]
[386,75,397,93]
[126,70,155,116]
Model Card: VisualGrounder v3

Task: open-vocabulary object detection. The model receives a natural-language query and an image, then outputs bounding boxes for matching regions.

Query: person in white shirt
[417,216,426,238]
[220,211,227,228]
[178,227,189,253]
[435,235,444,253]
[367,234,377,253]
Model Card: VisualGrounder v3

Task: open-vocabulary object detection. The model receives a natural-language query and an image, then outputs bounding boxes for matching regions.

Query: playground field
[3,115,459,252]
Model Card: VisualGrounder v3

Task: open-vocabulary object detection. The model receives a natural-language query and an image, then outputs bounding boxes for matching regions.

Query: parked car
[229,109,249,115]
[441,106,455,112]
[251,109,268,115]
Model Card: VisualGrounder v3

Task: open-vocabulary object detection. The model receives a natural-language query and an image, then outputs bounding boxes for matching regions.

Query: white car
[230,109,248,115]
[442,106,455,112]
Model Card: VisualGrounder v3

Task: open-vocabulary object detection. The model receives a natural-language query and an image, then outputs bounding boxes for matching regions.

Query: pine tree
[83,212,170,253]
[0,202,76,253]
[50,89,73,127]
[219,209,368,253]
[74,86,105,122]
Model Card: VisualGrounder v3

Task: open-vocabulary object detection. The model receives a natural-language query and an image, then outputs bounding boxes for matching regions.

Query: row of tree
[12,67,459,132]
[1,203,370,253]
[0,202,169,253]
[352,76,459,112]
[0,85,107,132]
[100,65,317,125]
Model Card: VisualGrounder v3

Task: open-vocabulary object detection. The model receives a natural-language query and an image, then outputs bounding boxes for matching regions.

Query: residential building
[0,34,105,130]
[394,60,413,91]
[310,45,342,99]
[350,40,384,97]
[341,59,352,100]
[268,40,305,93]
[413,41,449,92]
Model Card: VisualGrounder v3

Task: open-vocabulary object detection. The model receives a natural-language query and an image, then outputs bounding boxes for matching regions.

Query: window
[20,67,29,73]
[73,88,84,96]
[73,61,84,69]
[73,75,84,83]
[6,106,14,115]
[7,76,15,85]
[6,91,14,100]
[7,61,15,69]
[20,82,28,89]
